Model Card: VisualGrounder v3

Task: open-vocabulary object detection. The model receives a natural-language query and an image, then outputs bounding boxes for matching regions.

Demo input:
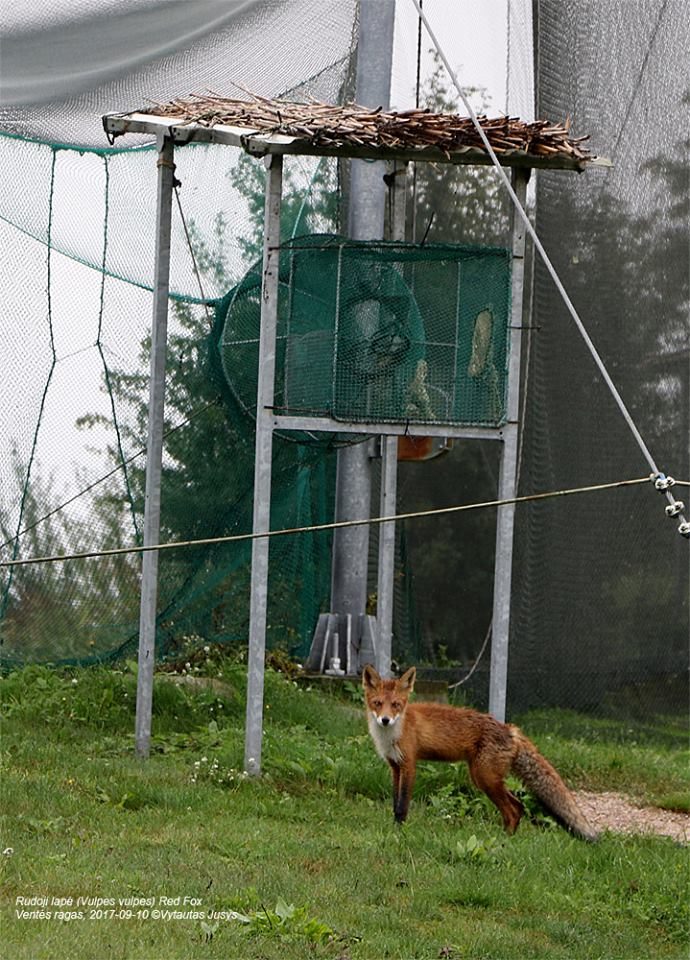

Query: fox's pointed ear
[362,664,380,689]
[399,666,416,692]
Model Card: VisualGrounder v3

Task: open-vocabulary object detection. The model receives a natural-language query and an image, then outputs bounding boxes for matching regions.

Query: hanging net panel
[508,0,689,718]
[0,0,361,667]
[0,0,686,726]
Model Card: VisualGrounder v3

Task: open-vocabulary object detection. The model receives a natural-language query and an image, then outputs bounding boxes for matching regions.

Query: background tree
[410,54,511,247]
[507,104,690,713]
[72,72,686,684]
[76,151,342,657]
[0,450,140,663]
[70,59,514,669]
[394,56,511,670]
[399,73,688,687]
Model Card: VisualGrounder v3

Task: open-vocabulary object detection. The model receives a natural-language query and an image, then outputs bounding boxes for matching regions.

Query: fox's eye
[372,699,383,709]
[391,700,401,710]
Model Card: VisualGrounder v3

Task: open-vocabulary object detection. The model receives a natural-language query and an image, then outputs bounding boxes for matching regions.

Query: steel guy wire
[0,476,672,569]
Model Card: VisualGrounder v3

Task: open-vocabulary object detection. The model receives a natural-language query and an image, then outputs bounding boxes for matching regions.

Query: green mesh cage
[217,235,512,429]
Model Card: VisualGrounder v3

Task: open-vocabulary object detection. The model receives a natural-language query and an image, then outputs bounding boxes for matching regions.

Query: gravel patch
[574,790,689,843]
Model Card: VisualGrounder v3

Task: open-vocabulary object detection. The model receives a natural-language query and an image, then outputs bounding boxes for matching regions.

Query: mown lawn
[1,657,688,959]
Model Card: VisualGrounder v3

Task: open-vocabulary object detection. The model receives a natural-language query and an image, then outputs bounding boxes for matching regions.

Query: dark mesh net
[509,0,689,718]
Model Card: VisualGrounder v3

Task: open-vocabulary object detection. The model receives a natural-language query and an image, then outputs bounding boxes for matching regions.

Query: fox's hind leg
[468,758,524,834]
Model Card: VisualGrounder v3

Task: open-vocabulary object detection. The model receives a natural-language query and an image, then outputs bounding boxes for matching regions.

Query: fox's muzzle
[374,714,397,727]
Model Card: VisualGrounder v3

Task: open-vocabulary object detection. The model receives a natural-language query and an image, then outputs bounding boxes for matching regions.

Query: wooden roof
[103,93,609,172]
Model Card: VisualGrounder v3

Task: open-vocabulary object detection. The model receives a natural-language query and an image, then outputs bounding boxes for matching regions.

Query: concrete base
[305,612,379,676]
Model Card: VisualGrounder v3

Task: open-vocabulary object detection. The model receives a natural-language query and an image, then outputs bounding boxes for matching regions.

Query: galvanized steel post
[488,166,530,722]
[376,435,398,677]
[376,160,407,677]
[330,0,396,645]
[244,154,283,775]
[135,134,175,758]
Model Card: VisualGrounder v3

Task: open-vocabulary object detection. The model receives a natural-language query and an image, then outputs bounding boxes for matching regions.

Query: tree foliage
[410,55,511,247]
[396,57,510,666]
[62,70,688,674]
[72,148,344,655]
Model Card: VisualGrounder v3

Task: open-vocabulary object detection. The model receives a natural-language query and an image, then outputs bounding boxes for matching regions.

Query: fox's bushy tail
[510,729,599,842]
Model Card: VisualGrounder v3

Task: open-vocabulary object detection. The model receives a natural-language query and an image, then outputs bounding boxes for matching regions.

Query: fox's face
[362,665,416,727]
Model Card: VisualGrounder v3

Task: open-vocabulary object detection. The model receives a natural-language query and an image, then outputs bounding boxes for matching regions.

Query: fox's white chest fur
[368,711,405,764]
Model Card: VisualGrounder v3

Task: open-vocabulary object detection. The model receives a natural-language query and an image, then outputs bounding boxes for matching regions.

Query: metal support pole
[135,135,175,758]
[330,0,396,641]
[375,160,407,677]
[488,167,530,722]
[330,441,373,619]
[376,436,397,677]
[244,154,283,776]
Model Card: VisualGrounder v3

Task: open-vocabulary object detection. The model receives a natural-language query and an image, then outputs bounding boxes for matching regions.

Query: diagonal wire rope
[0,476,668,569]
[172,180,215,330]
[408,0,687,534]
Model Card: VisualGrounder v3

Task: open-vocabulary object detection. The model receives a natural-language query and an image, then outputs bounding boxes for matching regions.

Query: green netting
[0,213,512,669]
[0,150,347,667]
[0,228,511,670]
[3,0,685,725]
[218,235,512,429]
[0,23,359,671]
[0,294,340,667]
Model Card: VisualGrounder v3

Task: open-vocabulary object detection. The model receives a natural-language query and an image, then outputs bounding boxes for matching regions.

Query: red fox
[362,664,598,841]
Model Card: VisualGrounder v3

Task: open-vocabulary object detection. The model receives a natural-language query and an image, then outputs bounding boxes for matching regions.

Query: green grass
[1,656,688,960]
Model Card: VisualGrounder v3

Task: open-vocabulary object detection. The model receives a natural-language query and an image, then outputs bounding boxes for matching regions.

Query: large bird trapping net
[506,0,689,717]
[0,0,360,666]
[0,0,686,725]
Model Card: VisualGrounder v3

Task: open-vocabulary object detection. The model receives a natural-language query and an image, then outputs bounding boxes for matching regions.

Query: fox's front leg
[388,759,416,824]
[387,760,401,818]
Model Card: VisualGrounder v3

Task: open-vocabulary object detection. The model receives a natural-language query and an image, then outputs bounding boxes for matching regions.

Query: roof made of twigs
[104,93,608,171]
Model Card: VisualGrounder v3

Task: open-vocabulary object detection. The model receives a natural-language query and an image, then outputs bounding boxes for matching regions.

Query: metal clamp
[665,500,686,518]
[653,473,675,491]
[678,521,690,539]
